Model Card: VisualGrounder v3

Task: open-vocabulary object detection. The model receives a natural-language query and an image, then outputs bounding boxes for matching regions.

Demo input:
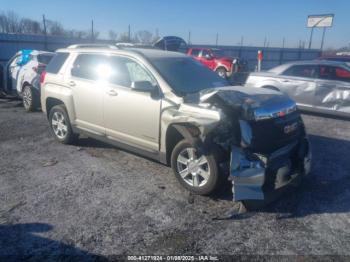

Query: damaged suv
[41,46,311,201]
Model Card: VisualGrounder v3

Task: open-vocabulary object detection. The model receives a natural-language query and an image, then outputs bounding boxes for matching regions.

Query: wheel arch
[261,85,280,91]
[214,65,229,72]
[165,123,201,165]
[45,97,65,119]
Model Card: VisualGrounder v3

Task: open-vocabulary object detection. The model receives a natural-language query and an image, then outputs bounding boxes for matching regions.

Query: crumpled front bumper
[230,137,312,202]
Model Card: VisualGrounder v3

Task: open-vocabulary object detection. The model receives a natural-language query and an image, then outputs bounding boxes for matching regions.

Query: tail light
[40,71,47,85]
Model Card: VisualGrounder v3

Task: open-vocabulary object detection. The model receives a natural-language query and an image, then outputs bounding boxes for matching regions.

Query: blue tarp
[16,50,33,66]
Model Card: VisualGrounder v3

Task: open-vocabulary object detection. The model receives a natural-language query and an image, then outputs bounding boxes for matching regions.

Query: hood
[187,86,297,121]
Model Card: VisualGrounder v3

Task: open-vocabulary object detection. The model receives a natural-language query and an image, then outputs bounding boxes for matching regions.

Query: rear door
[278,64,318,107]
[67,53,106,135]
[315,65,350,114]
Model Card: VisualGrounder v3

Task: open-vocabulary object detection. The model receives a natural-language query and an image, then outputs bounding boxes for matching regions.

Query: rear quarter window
[46,52,69,74]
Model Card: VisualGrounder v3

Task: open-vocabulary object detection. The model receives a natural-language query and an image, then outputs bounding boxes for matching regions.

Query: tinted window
[151,57,229,95]
[191,49,200,57]
[283,65,318,78]
[319,65,350,82]
[46,52,69,74]
[37,54,54,65]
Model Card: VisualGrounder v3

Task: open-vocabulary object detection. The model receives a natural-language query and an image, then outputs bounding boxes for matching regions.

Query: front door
[278,64,318,108]
[103,56,161,152]
[198,50,216,70]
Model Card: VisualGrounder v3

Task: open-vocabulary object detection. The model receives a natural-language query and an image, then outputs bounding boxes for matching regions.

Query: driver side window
[125,60,155,84]
[201,50,209,58]
[108,56,156,87]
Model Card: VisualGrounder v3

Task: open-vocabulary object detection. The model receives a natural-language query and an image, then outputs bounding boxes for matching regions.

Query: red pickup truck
[187,48,242,78]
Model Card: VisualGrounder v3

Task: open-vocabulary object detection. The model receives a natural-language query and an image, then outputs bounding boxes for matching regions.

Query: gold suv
[41,46,311,200]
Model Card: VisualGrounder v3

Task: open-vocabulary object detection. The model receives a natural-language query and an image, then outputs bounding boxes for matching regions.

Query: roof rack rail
[67,44,118,49]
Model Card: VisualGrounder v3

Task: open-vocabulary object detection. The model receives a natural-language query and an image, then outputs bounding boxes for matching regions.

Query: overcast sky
[1,0,349,48]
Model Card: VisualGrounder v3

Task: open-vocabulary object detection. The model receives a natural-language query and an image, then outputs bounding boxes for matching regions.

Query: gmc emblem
[284,122,298,134]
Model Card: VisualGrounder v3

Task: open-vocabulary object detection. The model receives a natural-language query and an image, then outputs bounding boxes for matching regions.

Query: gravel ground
[0,97,350,259]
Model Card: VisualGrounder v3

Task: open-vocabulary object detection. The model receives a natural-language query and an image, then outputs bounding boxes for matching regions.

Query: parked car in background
[187,47,245,79]
[245,60,350,118]
[40,46,311,202]
[2,50,54,111]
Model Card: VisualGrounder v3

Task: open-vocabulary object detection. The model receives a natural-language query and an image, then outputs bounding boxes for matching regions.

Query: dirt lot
[0,97,350,259]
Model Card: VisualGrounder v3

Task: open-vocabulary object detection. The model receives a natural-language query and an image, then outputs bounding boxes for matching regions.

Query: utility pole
[215,33,218,46]
[320,27,326,51]
[308,27,314,49]
[282,37,285,49]
[188,31,191,45]
[240,36,244,46]
[42,14,47,50]
[91,20,94,42]
[263,37,267,48]
[128,25,131,42]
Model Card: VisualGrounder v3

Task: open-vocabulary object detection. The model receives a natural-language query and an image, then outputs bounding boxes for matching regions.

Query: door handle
[68,81,76,87]
[282,79,290,82]
[107,89,118,96]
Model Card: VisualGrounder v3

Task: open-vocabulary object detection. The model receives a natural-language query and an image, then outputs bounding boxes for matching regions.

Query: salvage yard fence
[0,33,321,71]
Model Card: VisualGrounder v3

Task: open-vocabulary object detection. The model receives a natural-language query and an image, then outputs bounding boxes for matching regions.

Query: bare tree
[117,32,130,42]
[0,11,21,33]
[137,30,153,44]
[109,30,118,41]
[46,20,66,36]
[20,18,42,34]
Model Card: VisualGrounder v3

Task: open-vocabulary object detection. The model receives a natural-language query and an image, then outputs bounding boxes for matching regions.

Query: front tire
[215,67,227,79]
[22,85,39,112]
[171,140,221,195]
[49,105,76,144]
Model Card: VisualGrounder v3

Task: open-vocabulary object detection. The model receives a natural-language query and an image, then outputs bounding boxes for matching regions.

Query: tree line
[0,11,159,43]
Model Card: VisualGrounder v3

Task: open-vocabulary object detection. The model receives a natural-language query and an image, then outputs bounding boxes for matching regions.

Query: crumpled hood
[186,86,297,120]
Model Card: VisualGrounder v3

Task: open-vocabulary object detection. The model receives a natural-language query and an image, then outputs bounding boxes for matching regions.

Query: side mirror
[131,81,156,92]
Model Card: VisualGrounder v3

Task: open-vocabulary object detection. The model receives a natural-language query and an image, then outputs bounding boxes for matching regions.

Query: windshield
[151,57,229,95]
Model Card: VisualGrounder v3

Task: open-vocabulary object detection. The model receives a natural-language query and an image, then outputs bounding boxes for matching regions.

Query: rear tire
[22,85,39,112]
[49,105,76,144]
[171,139,222,195]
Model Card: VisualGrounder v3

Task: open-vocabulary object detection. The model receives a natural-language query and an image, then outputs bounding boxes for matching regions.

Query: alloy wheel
[51,111,68,139]
[176,147,211,187]
[23,87,32,110]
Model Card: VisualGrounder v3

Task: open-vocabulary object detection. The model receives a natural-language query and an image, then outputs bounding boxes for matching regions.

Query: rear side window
[191,49,200,57]
[282,65,318,78]
[319,65,350,82]
[71,54,110,81]
[37,54,54,65]
[46,52,69,74]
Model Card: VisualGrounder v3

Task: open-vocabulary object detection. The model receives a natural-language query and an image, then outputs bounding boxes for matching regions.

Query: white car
[3,50,54,111]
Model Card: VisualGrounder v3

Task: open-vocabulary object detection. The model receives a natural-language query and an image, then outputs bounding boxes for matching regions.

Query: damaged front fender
[160,101,223,157]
